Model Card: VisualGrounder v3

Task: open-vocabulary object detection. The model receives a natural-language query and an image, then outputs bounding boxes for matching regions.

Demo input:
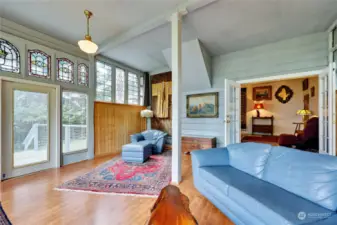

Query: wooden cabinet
[252,116,274,135]
[182,136,216,153]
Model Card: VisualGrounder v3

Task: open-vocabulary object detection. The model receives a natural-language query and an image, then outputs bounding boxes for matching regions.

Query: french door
[224,79,241,146]
[1,81,58,179]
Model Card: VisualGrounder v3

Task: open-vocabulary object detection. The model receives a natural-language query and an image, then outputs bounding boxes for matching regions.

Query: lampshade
[296,109,311,116]
[78,39,98,54]
[141,109,154,118]
[254,103,264,110]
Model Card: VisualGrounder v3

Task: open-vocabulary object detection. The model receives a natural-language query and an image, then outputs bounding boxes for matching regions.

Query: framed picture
[253,86,272,101]
[186,92,218,118]
[311,86,315,97]
[304,94,309,110]
[302,78,309,91]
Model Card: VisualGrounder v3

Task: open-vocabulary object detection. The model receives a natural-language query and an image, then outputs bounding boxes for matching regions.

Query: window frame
[95,61,113,102]
[0,38,21,74]
[127,72,140,105]
[56,58,74,84]
[77,63,89,87]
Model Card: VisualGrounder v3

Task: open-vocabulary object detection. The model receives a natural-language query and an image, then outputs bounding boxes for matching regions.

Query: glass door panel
[13,90,49,167]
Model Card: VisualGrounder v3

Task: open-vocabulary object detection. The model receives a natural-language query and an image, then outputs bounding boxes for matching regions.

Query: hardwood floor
[0,154,233,225]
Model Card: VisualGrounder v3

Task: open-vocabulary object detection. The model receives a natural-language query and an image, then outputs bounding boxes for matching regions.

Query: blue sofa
[130,130,167,154]
[191,143,337,225]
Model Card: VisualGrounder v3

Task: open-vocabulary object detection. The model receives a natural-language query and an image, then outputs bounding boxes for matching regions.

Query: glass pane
[13,90,49,167]
[115,68,125,103]
[78,63,89,86]
[62,92,88,153]
[0,38,20,73]
[57,58,74,83]
[28,50,51,78]
[333,28,337,48]
[96,61,112,102]
[128,72,139,105]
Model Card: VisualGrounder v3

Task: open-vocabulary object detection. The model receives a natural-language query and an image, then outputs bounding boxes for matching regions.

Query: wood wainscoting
[94,102,147,157]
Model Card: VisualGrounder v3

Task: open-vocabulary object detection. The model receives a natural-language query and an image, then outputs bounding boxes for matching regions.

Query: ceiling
[1,0,337,73]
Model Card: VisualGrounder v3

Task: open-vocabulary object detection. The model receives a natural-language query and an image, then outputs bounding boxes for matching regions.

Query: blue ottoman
[122,142,152,163]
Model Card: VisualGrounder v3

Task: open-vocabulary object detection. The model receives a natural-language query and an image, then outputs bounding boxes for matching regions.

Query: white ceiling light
[78,10,98,54]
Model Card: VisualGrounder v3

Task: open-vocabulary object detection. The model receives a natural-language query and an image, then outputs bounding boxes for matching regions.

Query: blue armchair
[130,130,168,154]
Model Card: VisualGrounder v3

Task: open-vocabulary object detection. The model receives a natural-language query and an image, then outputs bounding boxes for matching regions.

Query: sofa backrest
[263,146,337,211]
[141,130,166,141]
[227,143,272,179]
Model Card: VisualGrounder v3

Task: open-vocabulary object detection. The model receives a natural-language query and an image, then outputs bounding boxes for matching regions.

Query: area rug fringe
[54,188,158,198]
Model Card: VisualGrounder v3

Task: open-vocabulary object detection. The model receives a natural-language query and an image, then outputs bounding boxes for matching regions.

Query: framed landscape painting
[253,86,272,101]
[186,92,218,118]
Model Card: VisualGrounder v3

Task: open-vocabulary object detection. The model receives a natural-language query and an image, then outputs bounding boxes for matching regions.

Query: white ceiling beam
[97,0,218,54]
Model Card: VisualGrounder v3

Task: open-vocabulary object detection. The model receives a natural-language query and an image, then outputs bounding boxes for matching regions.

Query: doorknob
[224,115,231,123]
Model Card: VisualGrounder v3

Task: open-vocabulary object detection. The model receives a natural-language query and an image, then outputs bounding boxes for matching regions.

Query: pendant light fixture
[78,10,98,54]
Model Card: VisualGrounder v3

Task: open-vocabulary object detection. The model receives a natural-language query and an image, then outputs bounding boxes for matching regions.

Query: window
[57,58,74,83]
[28,49,51,78]
[115,68,125,103]
[139,75,145,105]
[62,91,88,153]
[96,61,112,101]
[0,38,20,73]
[78,63,89,86]
[128,72,139,105]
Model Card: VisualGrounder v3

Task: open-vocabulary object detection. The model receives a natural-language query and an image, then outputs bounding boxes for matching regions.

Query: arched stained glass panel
[78,63,89,86]
[0,38,20,73]
[28,49,51,78]
[57,58,74,83]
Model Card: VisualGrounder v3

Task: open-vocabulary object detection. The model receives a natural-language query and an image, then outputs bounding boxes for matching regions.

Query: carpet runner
[56,151,171,197]
[0,204,11,225]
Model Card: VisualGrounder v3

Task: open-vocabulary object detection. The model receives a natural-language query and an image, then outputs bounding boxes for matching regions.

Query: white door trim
[0,77,61,178]
[237,69,325,84]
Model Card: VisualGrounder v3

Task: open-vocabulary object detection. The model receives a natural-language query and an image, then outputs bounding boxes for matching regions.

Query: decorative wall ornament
[0,38,20,73]
[311,86,315,97]
[253,86,272,100]
[275,85,293,104]
[302,78,309,91]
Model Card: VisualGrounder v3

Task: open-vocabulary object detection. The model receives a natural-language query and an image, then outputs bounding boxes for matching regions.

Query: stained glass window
[96,61,112,102]
[57,58,74,83]
[115,68,125,104]
[128,72,139,105]
[0,38,20,73]
[28,49,51,78]
[78,63,89,86]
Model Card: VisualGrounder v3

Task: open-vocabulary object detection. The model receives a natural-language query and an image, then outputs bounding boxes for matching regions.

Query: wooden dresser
[182,136,216,154]
[252,116,274,135]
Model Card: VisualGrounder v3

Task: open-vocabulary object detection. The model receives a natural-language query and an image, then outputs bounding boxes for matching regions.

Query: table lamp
[253,103,264,117]
[296,109,311,123]
[141,109,153,130]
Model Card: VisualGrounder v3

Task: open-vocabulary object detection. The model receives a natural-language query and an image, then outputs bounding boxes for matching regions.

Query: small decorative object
[311,86,315,97]
[253,86,272,101]
[186,92,218,118]
[253,102,264,117]
[78,10,98,54]
[275,85,293,104]
[297,109,311,123]
[302,78,309,91]
[304,94,309,110]
[141,109,154,130]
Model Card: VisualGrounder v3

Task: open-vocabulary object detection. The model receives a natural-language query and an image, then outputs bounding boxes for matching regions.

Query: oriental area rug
[56,151,171,197]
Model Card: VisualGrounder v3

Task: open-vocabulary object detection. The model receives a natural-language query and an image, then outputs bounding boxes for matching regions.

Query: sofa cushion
[227,142,272,178]
[141,130,166,141]
[263,146,337,211]
[200,166,334,225]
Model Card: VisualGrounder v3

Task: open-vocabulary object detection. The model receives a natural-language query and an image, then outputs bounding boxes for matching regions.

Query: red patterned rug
[56,151,171,197]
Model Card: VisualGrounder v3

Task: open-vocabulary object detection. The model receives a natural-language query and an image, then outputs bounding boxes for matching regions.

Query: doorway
[224,69,332,155]
[1,80,60,179]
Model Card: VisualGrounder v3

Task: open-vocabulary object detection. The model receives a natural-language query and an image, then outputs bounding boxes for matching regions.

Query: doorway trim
[0,76,61,179]
[237,69,325,84]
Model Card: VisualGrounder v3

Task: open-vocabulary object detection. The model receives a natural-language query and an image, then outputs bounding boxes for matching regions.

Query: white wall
[212,32,328,88]
[242,77,318,135]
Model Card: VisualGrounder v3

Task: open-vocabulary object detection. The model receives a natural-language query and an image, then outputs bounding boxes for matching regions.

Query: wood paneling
[0,154,233,225]
[94,102,146,157]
